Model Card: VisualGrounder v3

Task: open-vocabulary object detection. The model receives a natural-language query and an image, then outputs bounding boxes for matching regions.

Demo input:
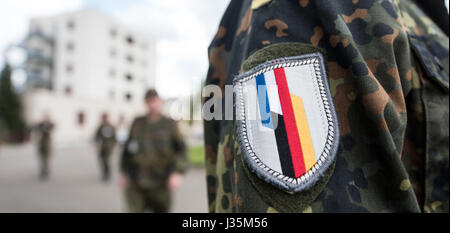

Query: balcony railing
[26,73,53,90]
[26,51,53,66]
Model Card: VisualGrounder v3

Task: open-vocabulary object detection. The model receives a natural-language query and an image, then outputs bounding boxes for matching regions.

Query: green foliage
[188,145,205,167]
[0,64,27,138]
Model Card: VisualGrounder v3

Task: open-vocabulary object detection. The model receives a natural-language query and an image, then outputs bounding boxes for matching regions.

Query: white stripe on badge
[284,65,328,161]
[254,95,283,173]
[264,70,283,115]
[246,78,283,174]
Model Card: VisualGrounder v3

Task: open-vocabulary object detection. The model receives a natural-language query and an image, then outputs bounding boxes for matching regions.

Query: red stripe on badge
[274,67,306,178]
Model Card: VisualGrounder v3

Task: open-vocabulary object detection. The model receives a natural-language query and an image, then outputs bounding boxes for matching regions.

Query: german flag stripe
[290,94,316,171]
[273,67,306,178]
[273,113,296,177]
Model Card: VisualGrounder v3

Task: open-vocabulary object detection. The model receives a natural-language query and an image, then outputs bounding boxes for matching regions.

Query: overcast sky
[0,0,229,98]
[1,1,448,98]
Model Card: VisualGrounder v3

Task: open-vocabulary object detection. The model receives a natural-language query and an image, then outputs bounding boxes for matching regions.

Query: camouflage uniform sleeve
[0,119,5,143]
[170,121,188,174]
[205,0,448,213]
[120,118,138,177]
[203,118,219,212]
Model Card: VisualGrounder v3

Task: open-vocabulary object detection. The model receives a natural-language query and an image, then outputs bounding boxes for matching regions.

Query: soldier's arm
[120,119,138,178]
[94,126,102,143]
[205,0,449,213]
[170,121,188,174]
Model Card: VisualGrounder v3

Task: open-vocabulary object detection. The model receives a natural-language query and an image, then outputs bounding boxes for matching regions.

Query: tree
[0,64,26,141]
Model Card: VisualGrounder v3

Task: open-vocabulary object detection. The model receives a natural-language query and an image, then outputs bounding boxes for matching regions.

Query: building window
[67,20,75,30]
[109,48,116,57]
[31,48,43,55]
[64,85,72,96]
[125,73,133,81]
[126,35,135,45]
[66,64,74,73]
[32,68,42,75]
[110,28,117,37]
[77,111,85,126]
[126,54,134,63]
[125,93,132,102]
[67,42,75,52]
[31,25,42,34]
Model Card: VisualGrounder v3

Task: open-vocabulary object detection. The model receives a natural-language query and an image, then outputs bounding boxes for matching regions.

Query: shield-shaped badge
[234,52,339,194]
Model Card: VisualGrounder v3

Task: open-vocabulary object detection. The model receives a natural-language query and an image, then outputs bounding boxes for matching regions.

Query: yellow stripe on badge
[290,94,316,171]
[251,0,272,10]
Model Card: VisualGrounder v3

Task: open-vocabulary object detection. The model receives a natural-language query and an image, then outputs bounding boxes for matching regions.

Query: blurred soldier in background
[0,119,5,146]
[120,89,188,213]
[204,0,448,213]
[94,113,116,182]
[35,114,54,180]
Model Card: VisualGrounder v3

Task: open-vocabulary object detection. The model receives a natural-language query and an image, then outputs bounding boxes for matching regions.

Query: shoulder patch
[234,52,339,194]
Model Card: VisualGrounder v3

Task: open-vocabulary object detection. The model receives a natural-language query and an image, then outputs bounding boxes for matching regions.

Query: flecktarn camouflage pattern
[204,0,448,213]
[120,115,188,212]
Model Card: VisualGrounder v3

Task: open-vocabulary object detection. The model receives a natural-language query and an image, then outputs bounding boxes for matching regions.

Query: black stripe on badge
[273,113,295,178]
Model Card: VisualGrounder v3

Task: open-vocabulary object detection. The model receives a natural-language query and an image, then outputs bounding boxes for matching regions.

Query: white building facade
[22,9,156,146]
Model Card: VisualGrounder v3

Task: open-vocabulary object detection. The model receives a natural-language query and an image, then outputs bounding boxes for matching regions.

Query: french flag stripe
[256,74,274,129]
[264,70,282,115]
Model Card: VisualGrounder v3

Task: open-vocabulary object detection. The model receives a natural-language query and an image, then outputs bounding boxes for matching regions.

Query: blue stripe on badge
[256,73,274,129]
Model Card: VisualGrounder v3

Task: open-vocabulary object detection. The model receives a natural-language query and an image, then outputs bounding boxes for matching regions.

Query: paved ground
[0,143,207,213]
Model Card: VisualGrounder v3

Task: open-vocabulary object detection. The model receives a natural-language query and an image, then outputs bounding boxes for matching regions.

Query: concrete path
[0,143,207,213]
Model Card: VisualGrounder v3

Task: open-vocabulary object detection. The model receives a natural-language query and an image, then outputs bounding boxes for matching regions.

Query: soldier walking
[35,115,54,180]
[94,113,116,182]
[120,89,188,213]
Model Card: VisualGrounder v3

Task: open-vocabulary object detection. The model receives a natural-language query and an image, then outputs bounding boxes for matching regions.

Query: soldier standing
[0,118,5,146]
[120,89,188,213]
[94,113,116,182]
[35,115,54,180]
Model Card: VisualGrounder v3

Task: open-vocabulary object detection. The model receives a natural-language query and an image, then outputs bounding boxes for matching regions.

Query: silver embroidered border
[233,52,340,193]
